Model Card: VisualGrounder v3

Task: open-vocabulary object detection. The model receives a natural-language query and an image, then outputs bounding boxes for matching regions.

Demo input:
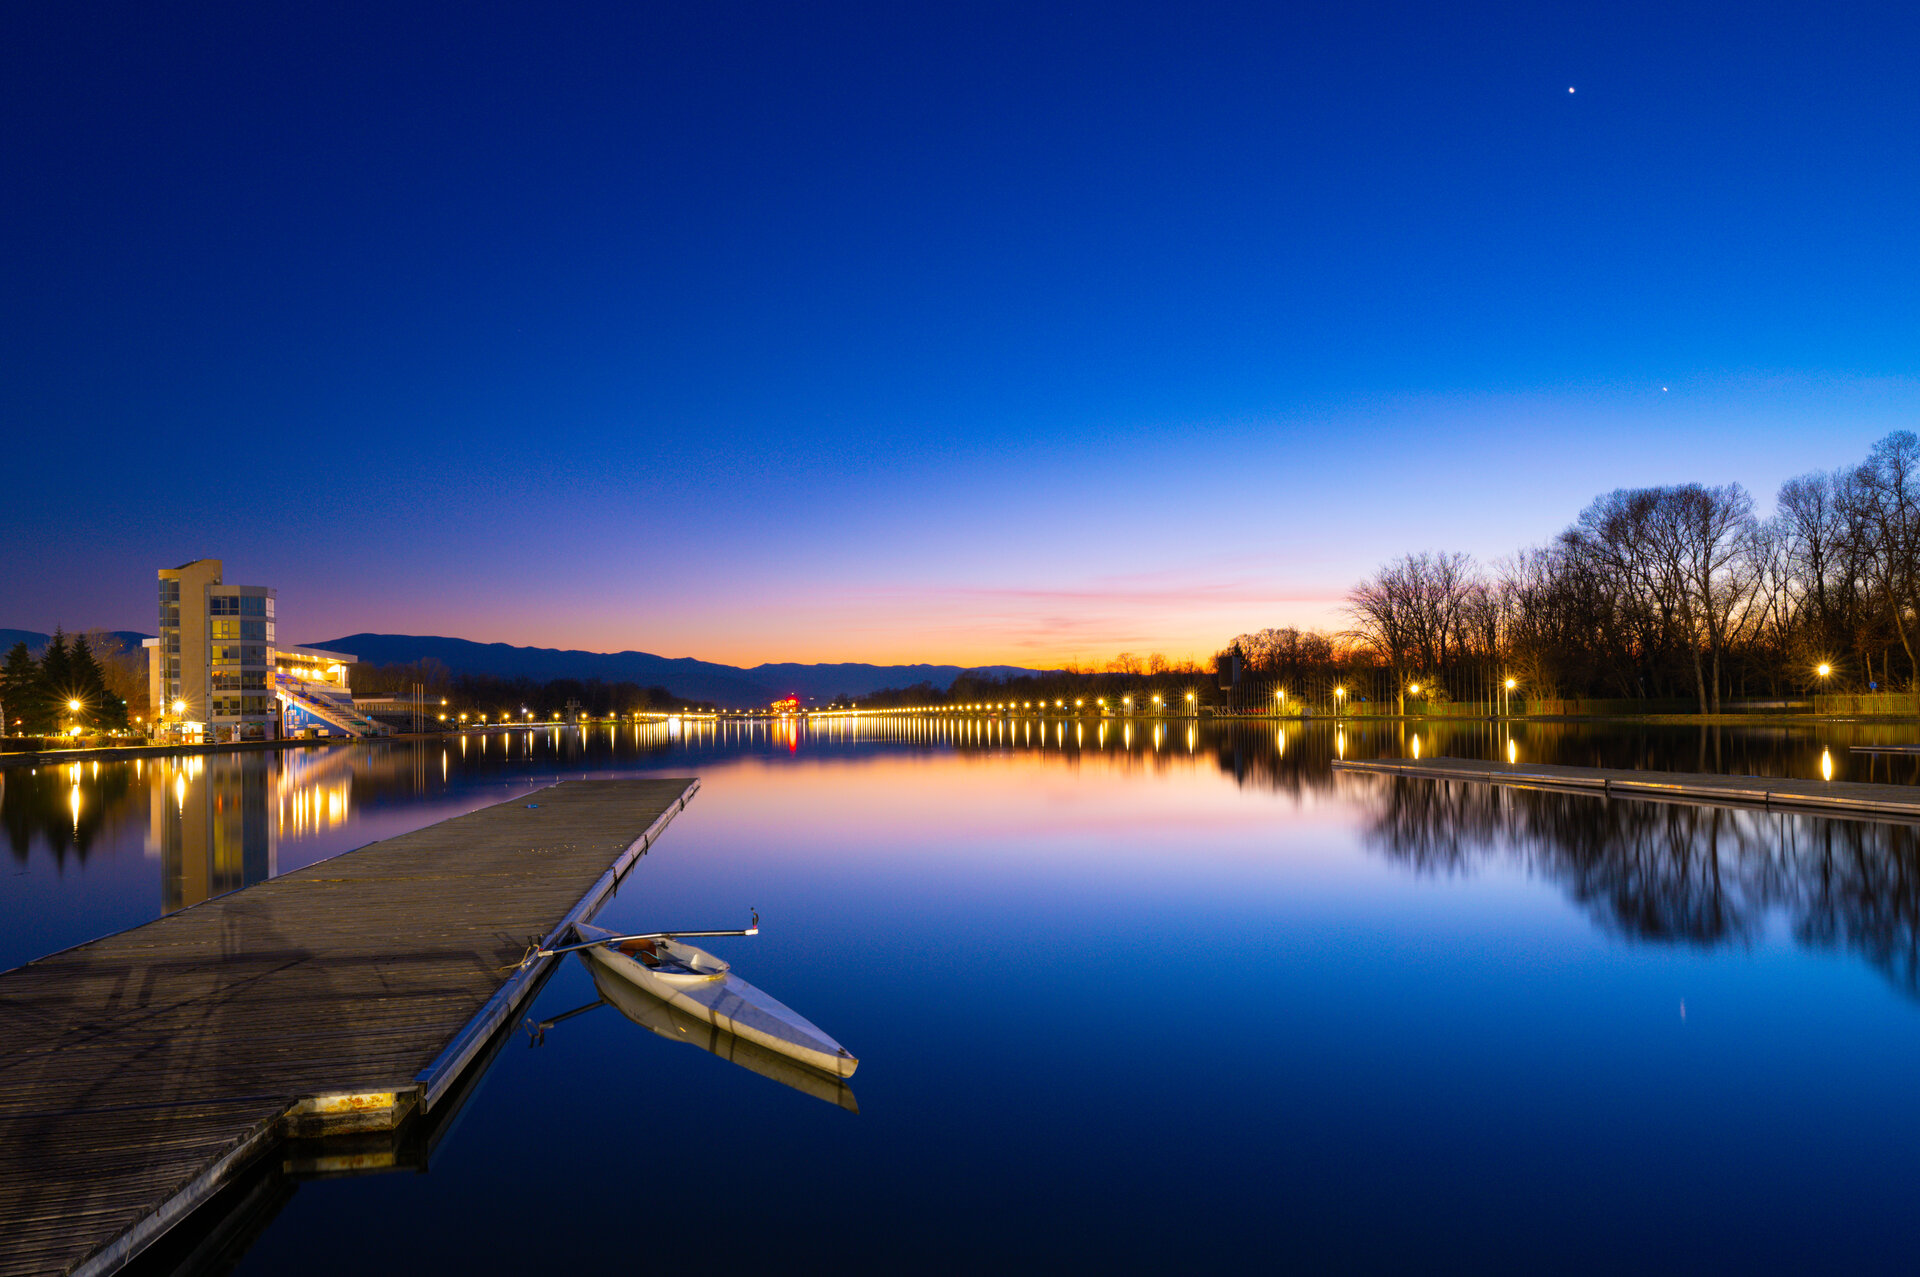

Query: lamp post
[1334,685,1346,718]
[1504,677,1516,718]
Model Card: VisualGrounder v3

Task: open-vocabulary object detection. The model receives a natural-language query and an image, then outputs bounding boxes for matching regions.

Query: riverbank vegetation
[348,658,703,718]
[0,631,136,734]
[1329,430,1920,714]
[858,432,1920,717]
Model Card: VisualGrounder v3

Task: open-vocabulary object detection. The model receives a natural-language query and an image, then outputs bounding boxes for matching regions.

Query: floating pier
[0,776,699,1277]
[1332,757,1920,822]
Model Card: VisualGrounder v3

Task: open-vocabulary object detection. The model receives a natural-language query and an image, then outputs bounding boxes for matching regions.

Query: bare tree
[1851,432,1920,689]
[1661,483,1759,712]
[1348,553,1482,710]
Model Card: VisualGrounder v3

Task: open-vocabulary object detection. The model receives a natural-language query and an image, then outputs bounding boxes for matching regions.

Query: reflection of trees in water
[1363,778,1920,997]
[1787,820,1920,997]
[1,764,137,865]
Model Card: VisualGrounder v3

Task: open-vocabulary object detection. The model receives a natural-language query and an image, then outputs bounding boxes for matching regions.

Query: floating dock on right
[1332,757,1920,822]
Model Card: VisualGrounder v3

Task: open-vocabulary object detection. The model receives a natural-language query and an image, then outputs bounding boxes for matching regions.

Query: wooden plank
[1332,757,1920,822]
[0,776,698,1277]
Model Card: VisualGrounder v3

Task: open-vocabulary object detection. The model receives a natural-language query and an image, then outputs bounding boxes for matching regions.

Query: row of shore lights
[822,693,1202,712]
[429,664,1850,726]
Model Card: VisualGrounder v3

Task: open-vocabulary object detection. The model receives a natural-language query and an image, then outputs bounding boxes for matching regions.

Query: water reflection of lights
[1821,749,1834,782]
[1412,734,1422,760]
[69,783,81,830]
[1507,738,1518,765]
[280,778,353,835]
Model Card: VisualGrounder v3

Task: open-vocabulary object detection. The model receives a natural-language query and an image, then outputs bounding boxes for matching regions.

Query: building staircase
[277,679,388,738]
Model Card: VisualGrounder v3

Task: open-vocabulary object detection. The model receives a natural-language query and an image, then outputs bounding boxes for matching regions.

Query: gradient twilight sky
[5,1,1917,666]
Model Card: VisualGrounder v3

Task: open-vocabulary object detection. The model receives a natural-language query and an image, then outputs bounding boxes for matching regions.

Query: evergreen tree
[38,630,74,734]
[0,642,39,736]
[69,634,117,731]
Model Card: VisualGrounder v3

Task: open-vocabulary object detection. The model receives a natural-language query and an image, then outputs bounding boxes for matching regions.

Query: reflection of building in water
[273,747,356,838]
[143,751,362,912]
[147,757,275,913]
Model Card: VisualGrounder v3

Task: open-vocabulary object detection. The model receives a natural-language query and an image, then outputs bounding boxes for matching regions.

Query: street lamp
[1503,676,1516,718]
[1334,685,1347,716]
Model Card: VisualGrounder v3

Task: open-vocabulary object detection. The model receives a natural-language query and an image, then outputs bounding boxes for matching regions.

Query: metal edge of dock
[412,777,700,1109]
[62,776,702,1277]
[1331,759,1920,824]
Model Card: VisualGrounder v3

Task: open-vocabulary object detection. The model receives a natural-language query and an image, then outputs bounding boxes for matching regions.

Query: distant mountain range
[1,630,152,658]
[306,633,1046,706]
[1,628,1046,706]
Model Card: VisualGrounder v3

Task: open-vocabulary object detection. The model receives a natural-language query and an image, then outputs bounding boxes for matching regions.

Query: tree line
[839,655,1216,710]
[348,658,702,718]
[1,631,133,735]
[1333,432,1920,713]
[845,433,1920,717]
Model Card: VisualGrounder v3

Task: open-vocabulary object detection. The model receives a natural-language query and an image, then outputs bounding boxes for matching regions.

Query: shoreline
[8,710,1920,769]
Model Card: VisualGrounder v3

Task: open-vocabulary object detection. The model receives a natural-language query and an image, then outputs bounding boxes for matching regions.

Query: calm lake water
[10,717,1920,1273]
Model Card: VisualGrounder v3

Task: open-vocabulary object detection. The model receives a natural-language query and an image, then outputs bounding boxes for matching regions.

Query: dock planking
[1332,757,1920,822]
[0,776,699,1277]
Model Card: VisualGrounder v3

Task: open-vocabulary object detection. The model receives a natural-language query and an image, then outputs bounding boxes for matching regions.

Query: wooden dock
[0,776,699,1277]
[1332,757,1920,822]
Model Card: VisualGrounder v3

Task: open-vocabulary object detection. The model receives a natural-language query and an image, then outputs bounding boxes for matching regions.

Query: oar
[531,909,760,961]
[523,996,609,1047]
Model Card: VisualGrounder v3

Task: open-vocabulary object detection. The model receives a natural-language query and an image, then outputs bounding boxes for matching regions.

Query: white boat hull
[583,955,859,1110]
[575,925,858,1078]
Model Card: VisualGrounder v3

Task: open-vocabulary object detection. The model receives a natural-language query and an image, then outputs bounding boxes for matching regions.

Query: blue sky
[4,1,1916,663]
